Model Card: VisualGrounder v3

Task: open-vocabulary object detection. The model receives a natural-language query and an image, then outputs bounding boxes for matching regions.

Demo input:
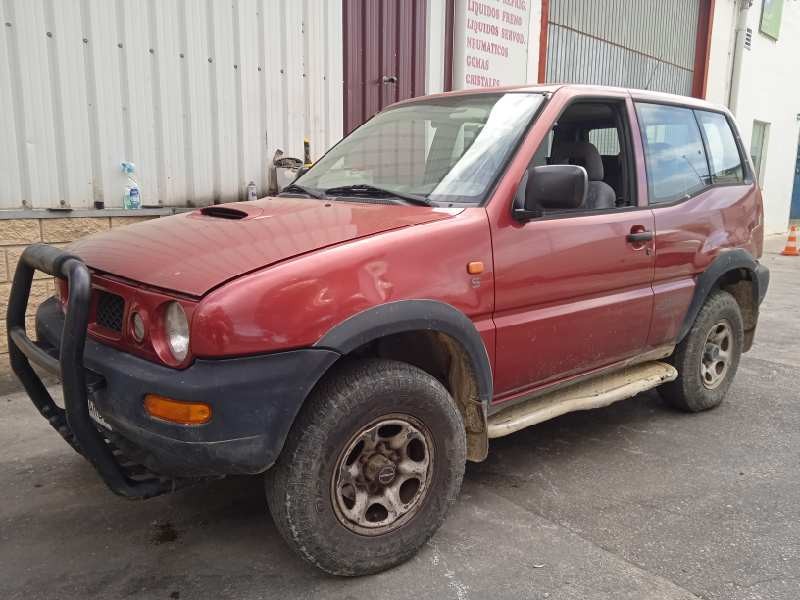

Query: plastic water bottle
[125,186,140,209]
[121,162,141,209]
[247,181,257,202]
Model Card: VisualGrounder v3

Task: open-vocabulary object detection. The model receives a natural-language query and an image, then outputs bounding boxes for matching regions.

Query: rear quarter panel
[190,208,495,365]
[648,183,764,347]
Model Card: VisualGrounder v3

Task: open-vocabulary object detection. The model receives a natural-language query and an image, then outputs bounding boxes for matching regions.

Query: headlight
[164,302,190,361]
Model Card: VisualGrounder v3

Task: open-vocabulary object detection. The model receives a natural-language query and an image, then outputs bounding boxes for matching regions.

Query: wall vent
[744,28,753,50]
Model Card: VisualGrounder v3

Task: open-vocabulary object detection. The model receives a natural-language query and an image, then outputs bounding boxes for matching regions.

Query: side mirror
[513,165,588,221]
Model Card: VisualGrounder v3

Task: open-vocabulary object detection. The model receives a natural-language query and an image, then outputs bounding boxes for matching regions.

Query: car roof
[394,83,729,114]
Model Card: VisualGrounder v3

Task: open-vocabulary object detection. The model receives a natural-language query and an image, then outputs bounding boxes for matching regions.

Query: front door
[342,0,427,134]
[792,138,800,219]
[492,212,656,400]
[491,96,656,401]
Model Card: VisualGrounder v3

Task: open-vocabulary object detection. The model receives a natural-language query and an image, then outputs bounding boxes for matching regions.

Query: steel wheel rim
[700,320,733,389]
[331,414,434,536]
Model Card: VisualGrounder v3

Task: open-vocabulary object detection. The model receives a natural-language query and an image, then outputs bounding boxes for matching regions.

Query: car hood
[69,197,459,296]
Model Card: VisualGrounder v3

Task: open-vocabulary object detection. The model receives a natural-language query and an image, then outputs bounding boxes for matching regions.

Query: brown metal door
[343,0,427,134]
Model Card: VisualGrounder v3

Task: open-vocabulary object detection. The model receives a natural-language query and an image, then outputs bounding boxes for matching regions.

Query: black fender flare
[314,300,494,408]
[677,248,768,342]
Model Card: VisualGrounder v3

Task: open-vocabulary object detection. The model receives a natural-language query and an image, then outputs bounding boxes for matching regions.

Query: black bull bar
[6,243,189,499]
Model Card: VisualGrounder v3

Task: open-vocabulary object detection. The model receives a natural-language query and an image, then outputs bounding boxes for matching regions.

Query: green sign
[760,0,784,40]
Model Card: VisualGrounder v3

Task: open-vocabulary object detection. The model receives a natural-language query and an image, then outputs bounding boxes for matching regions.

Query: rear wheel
[266,359,466,576]
[660,290,743,412]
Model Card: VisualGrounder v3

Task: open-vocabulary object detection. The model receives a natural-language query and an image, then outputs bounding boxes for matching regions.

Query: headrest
[552,141,605,181]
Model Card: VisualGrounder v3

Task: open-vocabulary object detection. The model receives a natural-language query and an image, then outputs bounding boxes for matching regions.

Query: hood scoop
[199,205,251,220]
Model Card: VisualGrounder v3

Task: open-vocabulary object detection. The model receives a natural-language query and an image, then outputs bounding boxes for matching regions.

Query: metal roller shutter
[544,0,702,96]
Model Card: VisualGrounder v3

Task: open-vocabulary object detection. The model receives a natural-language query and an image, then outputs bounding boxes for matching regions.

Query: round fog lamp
[131,312,145,342]
[164,302,190,361]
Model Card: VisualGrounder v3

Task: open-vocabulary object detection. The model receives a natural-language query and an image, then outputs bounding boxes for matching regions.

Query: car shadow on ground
[13,373,793,600]
[4,388,689,599]
[137,389,674,560]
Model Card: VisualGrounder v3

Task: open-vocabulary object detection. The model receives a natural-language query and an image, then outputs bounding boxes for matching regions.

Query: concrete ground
[1,235,797,600]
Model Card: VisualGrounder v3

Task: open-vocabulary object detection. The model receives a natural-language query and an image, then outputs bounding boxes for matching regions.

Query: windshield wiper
[323,184,433,207]
[279,183,322,199]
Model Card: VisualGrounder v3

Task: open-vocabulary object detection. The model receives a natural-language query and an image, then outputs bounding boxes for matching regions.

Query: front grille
[95,291,125,332]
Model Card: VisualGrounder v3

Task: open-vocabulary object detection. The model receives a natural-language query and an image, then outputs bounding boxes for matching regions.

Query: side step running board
[487,361,678,439]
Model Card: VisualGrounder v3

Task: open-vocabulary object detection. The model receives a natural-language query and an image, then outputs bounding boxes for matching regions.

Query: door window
[750,121,770,186]
[531,101,633,208]
[695,111,745,184]
[635,103,710,204]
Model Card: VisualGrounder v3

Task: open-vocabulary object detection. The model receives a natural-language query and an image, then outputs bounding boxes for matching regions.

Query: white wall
[704,0,737,106]
[426,0,447,94]
[526,0,543,83]
[707,0,799,234]
[737,0,800,233]
[0,0,343,211]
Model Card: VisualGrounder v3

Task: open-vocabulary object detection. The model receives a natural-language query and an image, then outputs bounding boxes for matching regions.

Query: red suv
[8,85,769,576]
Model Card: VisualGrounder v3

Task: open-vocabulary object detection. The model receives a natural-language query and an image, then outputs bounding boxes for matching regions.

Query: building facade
[704,0,800,232]
[1,0,797,233]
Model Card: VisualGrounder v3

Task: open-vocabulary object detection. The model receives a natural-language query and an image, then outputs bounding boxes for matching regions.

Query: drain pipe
[727,0,752,115]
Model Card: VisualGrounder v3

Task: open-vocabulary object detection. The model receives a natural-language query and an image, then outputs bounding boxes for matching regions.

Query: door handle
[381,75,398,84]
[626,231,653,243]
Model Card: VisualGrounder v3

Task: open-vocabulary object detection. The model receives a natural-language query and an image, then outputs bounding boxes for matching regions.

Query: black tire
[265,358,466,576]
[659,290,743,412]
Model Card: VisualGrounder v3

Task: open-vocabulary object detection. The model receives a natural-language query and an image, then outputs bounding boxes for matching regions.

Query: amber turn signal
[144,394,211,425]
[467,261,484,275]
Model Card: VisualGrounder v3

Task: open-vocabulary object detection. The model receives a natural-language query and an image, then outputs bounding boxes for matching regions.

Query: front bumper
[7,244,338,498]
[36,297,338,478]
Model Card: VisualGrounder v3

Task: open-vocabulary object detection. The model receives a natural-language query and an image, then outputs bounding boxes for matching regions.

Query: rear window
[695,111,745,184]
[635,103,710,204]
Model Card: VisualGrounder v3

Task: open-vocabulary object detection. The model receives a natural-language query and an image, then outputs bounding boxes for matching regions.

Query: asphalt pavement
[1,234,797,600]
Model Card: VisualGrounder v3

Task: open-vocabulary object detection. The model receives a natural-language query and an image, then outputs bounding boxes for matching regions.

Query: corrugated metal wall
[0,0,343,211]
[545,0,700,96]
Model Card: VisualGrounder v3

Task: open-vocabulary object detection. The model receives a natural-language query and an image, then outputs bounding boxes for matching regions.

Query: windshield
[295,93,545,204]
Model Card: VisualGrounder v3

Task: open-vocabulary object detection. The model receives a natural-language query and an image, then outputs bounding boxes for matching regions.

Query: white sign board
[452,0,533,89]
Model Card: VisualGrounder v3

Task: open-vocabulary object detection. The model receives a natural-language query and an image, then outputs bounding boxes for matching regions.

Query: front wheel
[266,359,466,576]
[659,290,743,412]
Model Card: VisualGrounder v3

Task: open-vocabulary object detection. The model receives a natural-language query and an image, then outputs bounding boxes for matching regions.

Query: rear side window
[588,128,620,155]
[695,111,744,184]
[635,103,710,204]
